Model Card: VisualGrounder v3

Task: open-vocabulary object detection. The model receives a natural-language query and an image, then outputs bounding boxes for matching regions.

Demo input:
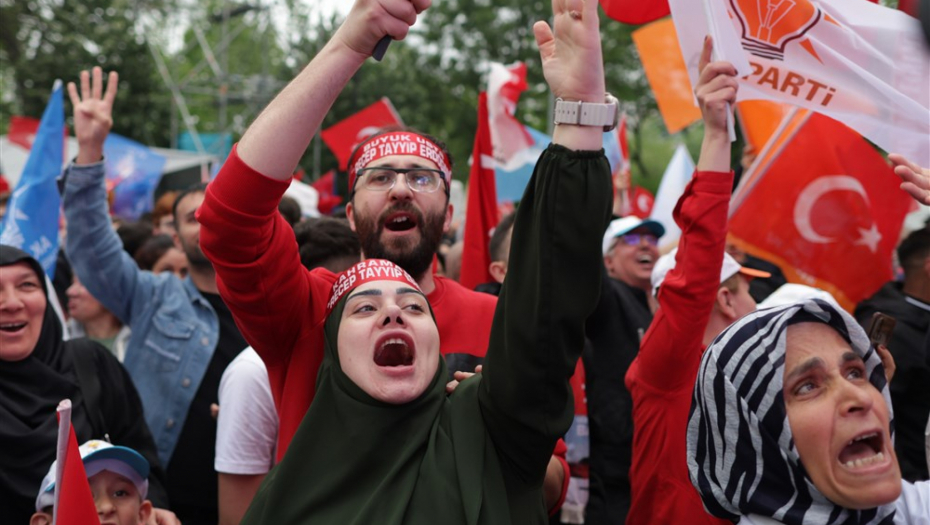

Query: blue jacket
[63,161,218,465]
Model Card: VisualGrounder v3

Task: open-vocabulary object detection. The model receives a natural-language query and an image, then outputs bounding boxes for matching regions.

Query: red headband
[326,259,423,315]
[347,131,452,192]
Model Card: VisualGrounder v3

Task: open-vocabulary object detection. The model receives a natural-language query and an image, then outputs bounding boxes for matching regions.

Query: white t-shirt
[214,347,278,475]
[738,481,930,525]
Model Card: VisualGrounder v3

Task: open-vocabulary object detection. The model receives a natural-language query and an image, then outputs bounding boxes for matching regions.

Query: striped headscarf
[687,299,897,524]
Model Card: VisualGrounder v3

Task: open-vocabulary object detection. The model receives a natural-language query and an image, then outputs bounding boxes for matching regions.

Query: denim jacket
[62,161,218,465]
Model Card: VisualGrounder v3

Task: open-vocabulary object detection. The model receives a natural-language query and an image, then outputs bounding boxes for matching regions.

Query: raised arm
[477,0,612,495]
[235,0,430,179]
[634,38,737,391]
[62,68,161,324]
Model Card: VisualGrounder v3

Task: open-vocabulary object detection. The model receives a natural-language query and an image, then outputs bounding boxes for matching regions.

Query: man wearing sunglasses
[584,216,664,524]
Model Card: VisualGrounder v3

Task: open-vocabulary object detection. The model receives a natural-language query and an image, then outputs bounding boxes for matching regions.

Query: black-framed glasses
[617,233,658,247]
[355,167,445,193]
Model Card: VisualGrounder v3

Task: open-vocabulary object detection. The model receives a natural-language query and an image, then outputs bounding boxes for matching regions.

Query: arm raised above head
[478,0,612,492]
[235,0,431,180]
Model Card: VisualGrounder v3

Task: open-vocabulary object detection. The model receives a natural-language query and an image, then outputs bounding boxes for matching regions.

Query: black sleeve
[93,346,171,509]
[479,145,611,486]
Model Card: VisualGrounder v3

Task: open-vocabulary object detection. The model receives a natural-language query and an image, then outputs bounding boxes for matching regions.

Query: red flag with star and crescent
[728,113,911,311]
[320,98,404,171]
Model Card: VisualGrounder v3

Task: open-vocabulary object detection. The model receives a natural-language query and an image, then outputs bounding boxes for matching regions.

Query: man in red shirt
[197,0,569,512]
[623,38,769,525]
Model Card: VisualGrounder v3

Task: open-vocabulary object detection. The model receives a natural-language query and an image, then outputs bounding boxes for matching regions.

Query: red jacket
[624,170,734,525]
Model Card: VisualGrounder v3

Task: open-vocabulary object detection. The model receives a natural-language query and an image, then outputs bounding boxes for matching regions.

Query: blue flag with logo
[0,81,64,274]
[104,133,167,221]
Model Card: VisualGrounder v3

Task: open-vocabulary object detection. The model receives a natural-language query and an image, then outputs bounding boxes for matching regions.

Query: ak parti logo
[729,0,822,60]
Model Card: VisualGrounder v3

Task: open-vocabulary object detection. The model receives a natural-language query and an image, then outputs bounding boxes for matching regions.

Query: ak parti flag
[669,0,930,167]
[728,114,912,311]
[632,18,702,134]
[736,100,792,152]
[600,0,669,25]
[460,93,499,291]
[54,400,100,525]
[320,98,404,170]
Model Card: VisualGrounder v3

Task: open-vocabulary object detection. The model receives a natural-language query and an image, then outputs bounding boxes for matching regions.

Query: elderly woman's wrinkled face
[337,280,440,404]
[783,323,901,509]
[0,262,47,361]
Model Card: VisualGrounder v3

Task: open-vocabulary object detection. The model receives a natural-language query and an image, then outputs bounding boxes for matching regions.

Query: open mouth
[636,254,654,265]
[838,431,885,469]
[374,335,415,367]
[0,322,27,333]
[383,212,419,233]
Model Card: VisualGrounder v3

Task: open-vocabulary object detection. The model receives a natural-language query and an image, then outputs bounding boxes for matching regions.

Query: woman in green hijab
[236,0,612,522]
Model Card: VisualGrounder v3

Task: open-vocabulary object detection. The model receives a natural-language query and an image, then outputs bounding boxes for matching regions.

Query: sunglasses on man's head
[617,233,658,247]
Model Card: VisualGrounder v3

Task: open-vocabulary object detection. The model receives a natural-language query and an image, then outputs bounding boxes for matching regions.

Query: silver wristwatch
[553,93,620,132]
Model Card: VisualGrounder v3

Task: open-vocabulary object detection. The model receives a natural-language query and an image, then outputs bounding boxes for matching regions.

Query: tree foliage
[0,0,175,146]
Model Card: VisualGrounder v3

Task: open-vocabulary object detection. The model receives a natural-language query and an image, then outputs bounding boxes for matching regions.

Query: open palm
[67,67,118,150]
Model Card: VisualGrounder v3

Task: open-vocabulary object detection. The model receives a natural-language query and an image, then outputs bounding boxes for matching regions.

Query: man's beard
[178,236,213,270]
[355,202,445,280]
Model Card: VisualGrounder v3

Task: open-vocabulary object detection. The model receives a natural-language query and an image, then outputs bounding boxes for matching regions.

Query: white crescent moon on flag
[793,175,870,244]
[356,126,381,141]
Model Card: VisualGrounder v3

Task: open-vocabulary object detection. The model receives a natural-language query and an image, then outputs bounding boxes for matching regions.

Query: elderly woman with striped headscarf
[688,298,929,524]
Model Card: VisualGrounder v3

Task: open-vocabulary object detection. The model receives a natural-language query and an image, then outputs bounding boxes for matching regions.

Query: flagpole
[53,399,72,525]
[701,0,736,142]
[729,108,811,216]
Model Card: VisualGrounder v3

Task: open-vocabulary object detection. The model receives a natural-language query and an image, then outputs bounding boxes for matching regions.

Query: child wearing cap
[31,440,152,525]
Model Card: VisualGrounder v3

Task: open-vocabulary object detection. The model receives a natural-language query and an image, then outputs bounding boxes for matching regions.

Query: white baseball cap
[35,439,150,511]
[602,216,666,255]
[651,248,771,298]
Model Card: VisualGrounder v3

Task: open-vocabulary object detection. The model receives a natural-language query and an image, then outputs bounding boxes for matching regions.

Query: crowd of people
[1,0,928,524]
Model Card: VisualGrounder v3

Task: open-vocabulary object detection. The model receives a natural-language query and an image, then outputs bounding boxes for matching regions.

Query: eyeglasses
[355,167,445,193]
[617,233,658,247]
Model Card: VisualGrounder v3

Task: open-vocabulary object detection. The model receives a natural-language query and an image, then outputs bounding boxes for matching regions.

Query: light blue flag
[494,125,625,203]
[104,133,167,221]
[0,81,65,274]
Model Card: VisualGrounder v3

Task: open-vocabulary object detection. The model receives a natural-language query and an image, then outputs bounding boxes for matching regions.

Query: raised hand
[67,67,118,164]
[888,153,930,205]
[533,0,605,103]
[334,0,431,59]
[694,36,737,140]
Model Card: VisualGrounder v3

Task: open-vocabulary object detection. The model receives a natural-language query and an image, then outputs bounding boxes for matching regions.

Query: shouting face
[347,155,452,280]
[336,279,440,404]
[783,322,901,509]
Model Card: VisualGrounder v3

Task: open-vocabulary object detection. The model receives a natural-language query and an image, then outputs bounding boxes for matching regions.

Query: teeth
[844,451,883,469]
[0,322,26,329]
[380,338,407,348]
[848,432,878,446]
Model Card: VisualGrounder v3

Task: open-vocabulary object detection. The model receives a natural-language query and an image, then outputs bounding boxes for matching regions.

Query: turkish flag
[728,114,912,310]
[55,400,100,525]
[459,93,499,291]
[630,186,655,218]
[600,0,670,25]
[487,62,533,165]
[320,98,403,170]
[9,116,40,149]
[309,169,342,215]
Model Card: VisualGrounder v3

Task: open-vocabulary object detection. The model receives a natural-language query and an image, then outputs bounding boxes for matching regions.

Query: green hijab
[242,272,529,525]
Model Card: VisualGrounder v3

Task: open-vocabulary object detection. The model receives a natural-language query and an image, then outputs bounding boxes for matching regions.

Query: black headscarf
[242,265,515,525]
[0,245,91,520]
